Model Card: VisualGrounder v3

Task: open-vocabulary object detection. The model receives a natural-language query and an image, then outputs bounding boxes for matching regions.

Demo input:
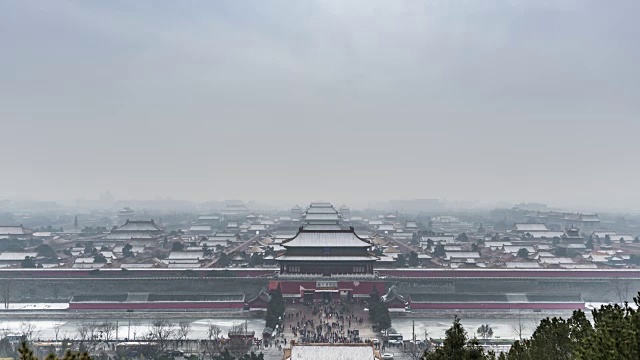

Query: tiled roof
[503,246,535,254]
[506,262,540,268]
[513,224,548,232]
[71,294,128,303]
[304,213,341,221]
[168,251,204,260]
[71,293,244,303]
[579,214,600,222]
[0,226,28,235]
[104,232,156,240]
[539,257,574,264]
[198,215,219,221]
[306,207,339,215]
[529,231,565,239]
[276,255,378,262]
[114,220,163,232]
[190,225,212,232]
[147,294,244,302]
[411,293,508,303]
[445,251,480,259]
[0,252,37,261]
[282,229,372,248]
[527,294,583,302]
[303,225,343,231]
[290,344,376,360]
[309,202,333,208]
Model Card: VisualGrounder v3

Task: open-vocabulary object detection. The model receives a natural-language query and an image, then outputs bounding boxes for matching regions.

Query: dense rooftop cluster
[0,202,639,271]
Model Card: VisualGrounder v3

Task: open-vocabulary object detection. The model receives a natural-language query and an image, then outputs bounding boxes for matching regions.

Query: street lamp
[127,310,134,340]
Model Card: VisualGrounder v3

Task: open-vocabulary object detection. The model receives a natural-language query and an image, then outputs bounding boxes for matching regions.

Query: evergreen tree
[368,288,391,331]
[432,244,446,257]
[410,233,420,246]
[517,248,529,259]
[408,251,419,267]
[477,324,493,339]
[395,254,407,268]
[585,238,594,250]
[122,243,133,257]
[21,257,37,268]
[35,245,56,259]
[265,285,285,329]
[424,316,491,360]
[18,341,92,360]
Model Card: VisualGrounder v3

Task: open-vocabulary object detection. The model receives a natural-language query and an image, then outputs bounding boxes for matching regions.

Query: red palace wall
[4,268,640,279]
[377,269,640,279]
[69,302,245,310]
[271,280,385,296]
[409,302,585,310]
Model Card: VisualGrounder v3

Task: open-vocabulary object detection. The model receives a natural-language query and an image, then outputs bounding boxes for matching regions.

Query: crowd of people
[284,300,369,344]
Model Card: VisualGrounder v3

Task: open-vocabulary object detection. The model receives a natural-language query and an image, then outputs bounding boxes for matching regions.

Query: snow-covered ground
[2,303,69,310]
[0,318,266,341]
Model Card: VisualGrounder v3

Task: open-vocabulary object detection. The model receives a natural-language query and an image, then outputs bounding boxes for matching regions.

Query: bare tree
[19,323,40,342]
[76,323,89,342]
[207,323,222,341]
[1,280,12,309]
[101,321,117,342]
[512,312,531,341]
[148,319,175,352]
[204,324,223,359]
[54,325,61,342]
[0,327,14,358]
[177,321,191,341]
[85,322,101,341]
[177,320,191,352]
[612,278,631,304]
[227,323,252,359]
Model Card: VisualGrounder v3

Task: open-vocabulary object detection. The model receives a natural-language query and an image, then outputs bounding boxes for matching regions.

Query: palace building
[301,202,343,230]
[102,219,164,245]
[273,226,383,302]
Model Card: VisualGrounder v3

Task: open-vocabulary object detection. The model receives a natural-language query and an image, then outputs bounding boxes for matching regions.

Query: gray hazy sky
[1,0,639,209]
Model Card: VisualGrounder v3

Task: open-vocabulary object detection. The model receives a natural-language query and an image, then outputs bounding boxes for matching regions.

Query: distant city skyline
[1,1,639,210]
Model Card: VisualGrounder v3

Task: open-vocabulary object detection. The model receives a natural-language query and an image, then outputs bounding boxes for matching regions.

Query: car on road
[388,339,402,345]
[382,353,394,359]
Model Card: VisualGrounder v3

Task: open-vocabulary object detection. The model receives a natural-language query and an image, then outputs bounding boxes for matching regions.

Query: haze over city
[4,1,640,359]
[1,0,639,210]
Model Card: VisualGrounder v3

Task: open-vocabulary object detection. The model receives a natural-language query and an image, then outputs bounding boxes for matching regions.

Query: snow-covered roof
[0,252,37,261]
[289,344,376,360]
[506,262,541,268]
[0,226,28,235]
[115,220,162,232]
[190,225,212,232]
[276,255,378,262]
[503,246,535,254]
[539,257,574,264]
[445,251,481,260]
[168,251,204,260]
[282,229,371,248]
[513,224,548,232]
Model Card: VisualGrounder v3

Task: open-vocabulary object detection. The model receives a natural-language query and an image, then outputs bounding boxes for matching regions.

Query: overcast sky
[1,0,639,209]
